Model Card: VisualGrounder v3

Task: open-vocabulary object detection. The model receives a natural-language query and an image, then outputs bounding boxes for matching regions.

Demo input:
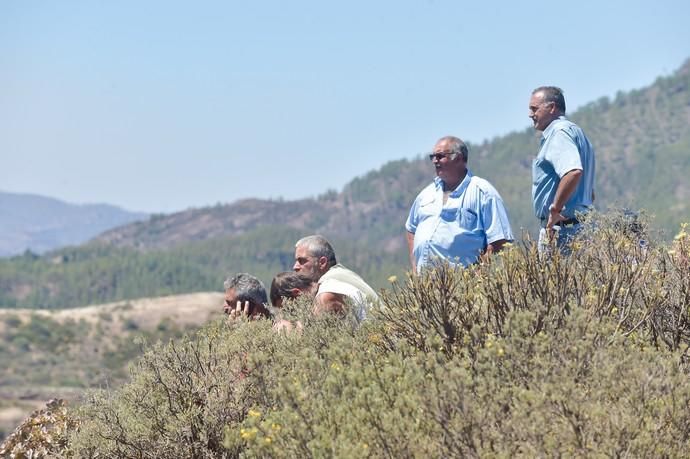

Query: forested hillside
[95,58,690,249]
[1,58,688,309]
[0,227,404,309]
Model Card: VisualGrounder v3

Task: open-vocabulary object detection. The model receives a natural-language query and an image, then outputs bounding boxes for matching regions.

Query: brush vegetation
[6,212,687,457]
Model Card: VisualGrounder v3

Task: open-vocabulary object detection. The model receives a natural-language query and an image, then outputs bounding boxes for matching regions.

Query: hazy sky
[2,0,689,213]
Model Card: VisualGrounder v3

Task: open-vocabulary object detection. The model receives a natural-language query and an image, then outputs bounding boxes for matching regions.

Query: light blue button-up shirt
[532,116,595,220]
[406,171,514,270]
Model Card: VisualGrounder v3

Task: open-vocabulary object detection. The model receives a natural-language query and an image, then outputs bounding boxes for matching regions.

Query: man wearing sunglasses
[529,86,595,253]
[406,136,513,273]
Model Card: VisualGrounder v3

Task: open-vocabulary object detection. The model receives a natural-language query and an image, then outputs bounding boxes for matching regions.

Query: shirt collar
[434,169,473,198]
[541,115,568,141]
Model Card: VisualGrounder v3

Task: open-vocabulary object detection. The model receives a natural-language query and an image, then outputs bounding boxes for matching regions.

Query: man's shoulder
[413,181,439,200]
[320,264,357,282]
[320,264,379,300]
[467,175,501,197]
[549,117,583,136]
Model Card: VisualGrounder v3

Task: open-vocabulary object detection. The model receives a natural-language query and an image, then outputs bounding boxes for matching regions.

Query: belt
[540,218,580,228]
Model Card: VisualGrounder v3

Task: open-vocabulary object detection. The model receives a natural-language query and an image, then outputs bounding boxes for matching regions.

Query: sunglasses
[428,152,458,162]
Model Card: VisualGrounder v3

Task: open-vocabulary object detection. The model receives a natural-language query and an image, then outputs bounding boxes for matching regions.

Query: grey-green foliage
[67,213,690,458]
[69,320,284,458]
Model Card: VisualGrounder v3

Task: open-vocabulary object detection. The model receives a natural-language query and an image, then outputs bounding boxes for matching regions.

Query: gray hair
[223,273,268,306]
[295,235,337,268]
[532,86,566,113]
[436,135,469,162]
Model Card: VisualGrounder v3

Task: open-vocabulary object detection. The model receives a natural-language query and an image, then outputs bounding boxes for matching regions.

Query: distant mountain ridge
[0,191,147,257]
[94,158,428,255]
[95,58,690,251]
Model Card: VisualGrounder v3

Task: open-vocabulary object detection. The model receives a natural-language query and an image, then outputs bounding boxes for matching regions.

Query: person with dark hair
[406,135,513,272]
[269,271,316,308]
[293,235,378,321]
[529,86,596,253]
[223,273,271,320]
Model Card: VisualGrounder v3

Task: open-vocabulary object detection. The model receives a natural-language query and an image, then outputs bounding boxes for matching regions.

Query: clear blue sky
[1,0,688,213]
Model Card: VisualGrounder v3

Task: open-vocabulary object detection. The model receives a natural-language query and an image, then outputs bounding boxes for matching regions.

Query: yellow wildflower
[240,427,258,440]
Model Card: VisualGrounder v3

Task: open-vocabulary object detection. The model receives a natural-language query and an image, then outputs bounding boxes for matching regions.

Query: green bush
[64,214,690,458]
[69,320,285,458]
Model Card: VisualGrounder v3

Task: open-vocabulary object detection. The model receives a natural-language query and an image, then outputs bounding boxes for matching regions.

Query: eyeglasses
[428,152,458,162]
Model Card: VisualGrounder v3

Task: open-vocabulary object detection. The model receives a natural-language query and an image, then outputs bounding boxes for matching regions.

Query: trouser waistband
[540,218,580,228]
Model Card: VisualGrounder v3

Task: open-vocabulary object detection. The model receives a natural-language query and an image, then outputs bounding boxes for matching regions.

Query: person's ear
[289,287,301,298]
[317,256,329,271]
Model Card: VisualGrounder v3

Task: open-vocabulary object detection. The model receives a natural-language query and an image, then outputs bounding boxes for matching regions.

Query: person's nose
[293,261,300,271]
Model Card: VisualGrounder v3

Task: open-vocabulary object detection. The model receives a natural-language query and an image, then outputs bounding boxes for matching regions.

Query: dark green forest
[0,227,406,309]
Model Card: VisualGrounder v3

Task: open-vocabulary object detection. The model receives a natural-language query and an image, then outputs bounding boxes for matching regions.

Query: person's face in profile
[293,245,322,280]
[528,91,558,132]
[431,138,466,185]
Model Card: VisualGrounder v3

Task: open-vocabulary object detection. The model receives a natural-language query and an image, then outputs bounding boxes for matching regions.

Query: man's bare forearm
[406,231,416,273]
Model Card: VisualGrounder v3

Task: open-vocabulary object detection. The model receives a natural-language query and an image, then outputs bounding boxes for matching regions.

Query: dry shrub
[0,399,76,458]
[67,319,284,458]
[61,212,690,457]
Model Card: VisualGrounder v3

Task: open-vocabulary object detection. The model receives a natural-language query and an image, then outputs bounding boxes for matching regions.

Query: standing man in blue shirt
[406,136,514,273]
[529,86,595,252]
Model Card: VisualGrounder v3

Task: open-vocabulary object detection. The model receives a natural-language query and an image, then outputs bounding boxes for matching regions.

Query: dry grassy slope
[0,291,224,441]
[0,291,223,333]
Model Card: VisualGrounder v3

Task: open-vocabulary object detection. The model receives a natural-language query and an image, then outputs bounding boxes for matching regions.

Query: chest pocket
[458,208,478,230]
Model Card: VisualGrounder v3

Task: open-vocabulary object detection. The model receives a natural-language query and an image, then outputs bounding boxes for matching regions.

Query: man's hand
[547,168,582,237]
[480,239,509,263]
[546,205,566,238]
[227,300,251,322]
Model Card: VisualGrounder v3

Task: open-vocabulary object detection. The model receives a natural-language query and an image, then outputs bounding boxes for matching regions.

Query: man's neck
[442,171,467,192]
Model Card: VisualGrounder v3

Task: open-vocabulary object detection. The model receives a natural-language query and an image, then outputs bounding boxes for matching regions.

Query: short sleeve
[547,129,582,178]
[481,194,514,244]
[405,196,420,233]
